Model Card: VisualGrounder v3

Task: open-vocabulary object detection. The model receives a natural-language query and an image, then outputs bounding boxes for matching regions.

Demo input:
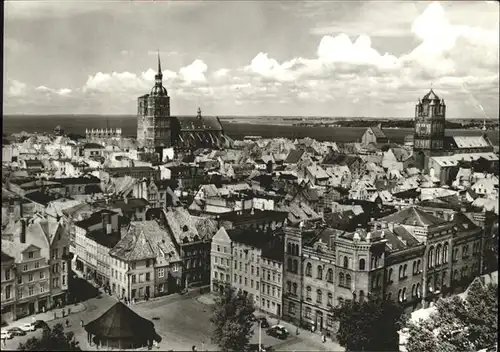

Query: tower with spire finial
[413,88,446,170]
[137,50,171,150]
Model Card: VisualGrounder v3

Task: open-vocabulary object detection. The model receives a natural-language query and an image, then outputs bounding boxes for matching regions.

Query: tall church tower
[413,89,446,170]
[137,52,172,149]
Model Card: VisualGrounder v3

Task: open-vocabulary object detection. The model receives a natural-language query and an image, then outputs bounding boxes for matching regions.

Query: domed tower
[137,51,172,150]
[413,89,446,170]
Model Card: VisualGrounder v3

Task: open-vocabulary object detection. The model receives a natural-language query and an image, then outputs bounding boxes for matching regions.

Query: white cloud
[6,80,27,97]
[179,60,208,83]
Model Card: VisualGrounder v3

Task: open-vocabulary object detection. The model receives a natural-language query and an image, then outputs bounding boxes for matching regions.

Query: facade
[86,128,122,140]
[72,209,122,289]
[260,236,284,318]
[361,124,388,146]
[1,217,70,322]
[109,221,182,302]
[282,227,303,325]
[210,227,233,294]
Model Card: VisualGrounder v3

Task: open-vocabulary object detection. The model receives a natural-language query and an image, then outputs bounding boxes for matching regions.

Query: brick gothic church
[137,54,228,153]
[413,89,493,170]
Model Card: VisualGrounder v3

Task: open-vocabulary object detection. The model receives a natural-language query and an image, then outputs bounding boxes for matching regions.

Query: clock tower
[413,89,446,170]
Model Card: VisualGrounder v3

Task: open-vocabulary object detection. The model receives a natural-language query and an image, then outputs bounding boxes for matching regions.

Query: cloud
[6,79,27,97]
[179,60,208,83]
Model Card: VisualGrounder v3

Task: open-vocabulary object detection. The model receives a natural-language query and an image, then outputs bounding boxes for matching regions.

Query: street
[3,291,343,351]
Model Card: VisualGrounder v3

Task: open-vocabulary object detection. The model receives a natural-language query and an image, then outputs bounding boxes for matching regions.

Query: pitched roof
[369,126,387,139]
[85,301,156,339]
[378,206,445,227]
[284,149,305,164]
[110,221,163,261]
[176,115,223,131]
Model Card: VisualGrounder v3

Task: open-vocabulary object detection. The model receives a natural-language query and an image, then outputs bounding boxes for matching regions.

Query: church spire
[157,49,162,75]
[155,50,163,86]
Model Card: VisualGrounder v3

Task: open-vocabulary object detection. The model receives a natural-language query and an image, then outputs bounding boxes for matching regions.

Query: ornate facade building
[413,89,446,170]
[136,54,227,154]
[86,128,122,140]
[413,89,494,170]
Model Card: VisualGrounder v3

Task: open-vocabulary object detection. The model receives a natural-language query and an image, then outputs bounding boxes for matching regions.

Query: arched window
[399,265,403,279]
[359,290,365,302]
[305,263,312,277]
[413,261,417,275]
[371,256,375,269]
[343,256,349,269]
[287,258,293,272]
[345,274,352,288]
[317,289,322,303]
[453,269,458,281]
[287,243,292,254]
[388,268,393,283]
[416,283,421,298]
[436,244,442,266]
[327,269,334,283]
[417,260,421,273]
[428,247,434,268]
[328,293,333,305]
[412,284,416,297]
[292,283,297,295]
[339,273,345,286]
[287,281,291,293]
[317,266,323,280]
[306,286,311,300]
[293,244,299,256]
[403,264,407,277]
[443,243,449,264]
[402,287,407,301]
[398,289,403,302]
[359,258,365,270]
[293,260,298,274]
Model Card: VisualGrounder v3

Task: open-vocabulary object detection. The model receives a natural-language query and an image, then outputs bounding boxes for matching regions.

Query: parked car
[249,343,272,352]
[33,320,48,330]
[18,323,36,332]
[256,317,269,328]
[1,330,13,340]
[266,325,289,340]
[7,327,26,336]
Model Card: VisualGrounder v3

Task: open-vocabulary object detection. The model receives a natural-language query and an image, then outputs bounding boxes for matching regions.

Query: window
[287,281,291,293]
[131,262,136,270]
[398,289,403,302]
[412,284,416,297]
[40,271,44,279]
[305,307,312,319]
[416,283,421,298]
[288,302,296,314]
[234,274,237,282]
[235,260,238,269]
[428,247,434,268]
[306,286,311,300]
[387,268,393,283]
[5,270,10,281]
[139,273,144,283]
[345,274,352,288]
[245,278,247,286]
[214,256,218,264]
[217,245,220,252]
[399,265,403,279]
[18,288,23,299]
[402,287,407,301]
[327,268,334,282]
[277,274,281,283]
[343,256,348,269]
[328,293,333,306]
[327,315,334,327]
[436,245,442,266]
[317,266,323,279]
[359,290,365,302]
[359,258,365,270]
[251,280,254,288]
[413,261,417,275]
[462,245,469,259]
[146,260,151,268]
[17,276,22,284]
[23,264,28,272]
[146,273,151,281]
[339,273,345,286]
[305,263,312,277]
[292,283,297,295]
[452,248,458,262]
[316,289,323,304]
[28,273,33,282]
[5,285,11,300]
[28,251,34,259]
[251,266,254,275]
[132,275,137,284]
[292,260,298,274]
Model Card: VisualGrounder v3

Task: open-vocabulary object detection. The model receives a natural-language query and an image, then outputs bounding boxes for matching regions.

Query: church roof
[84,301,156,339]
[176,115,223,131]
[422,89,440,102]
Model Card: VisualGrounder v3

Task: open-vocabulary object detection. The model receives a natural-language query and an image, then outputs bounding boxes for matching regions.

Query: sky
[3,0,499,118]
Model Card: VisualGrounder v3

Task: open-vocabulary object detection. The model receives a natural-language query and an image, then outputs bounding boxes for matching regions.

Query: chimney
[388,222,395,232]
[20,218,27,244]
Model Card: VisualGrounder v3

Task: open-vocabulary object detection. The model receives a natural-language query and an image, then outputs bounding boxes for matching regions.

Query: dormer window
[183,225,189,232]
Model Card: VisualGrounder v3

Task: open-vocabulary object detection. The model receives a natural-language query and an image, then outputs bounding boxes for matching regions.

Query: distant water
[2,115,498,145]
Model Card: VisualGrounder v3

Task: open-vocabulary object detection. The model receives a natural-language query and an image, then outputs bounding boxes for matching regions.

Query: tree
[18,323,81,351]
[210,286,255,352]
[332,298,407,351]
[406,282,498,352]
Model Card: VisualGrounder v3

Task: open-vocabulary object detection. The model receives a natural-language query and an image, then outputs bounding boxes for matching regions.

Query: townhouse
[1,216,70,322]
[260,236,284,317]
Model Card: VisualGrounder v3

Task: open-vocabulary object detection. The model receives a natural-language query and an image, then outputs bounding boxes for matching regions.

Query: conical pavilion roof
[84,301,155,339]
[422,89,440,102]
